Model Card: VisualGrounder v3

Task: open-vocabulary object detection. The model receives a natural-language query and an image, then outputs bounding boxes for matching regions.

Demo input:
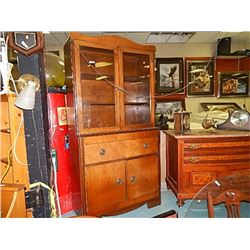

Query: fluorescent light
[167,33,194,43]
[146,32,195,44]
[146,33,171,43]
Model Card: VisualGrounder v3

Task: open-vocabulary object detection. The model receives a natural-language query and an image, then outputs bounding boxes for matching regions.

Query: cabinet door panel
[85,161,126,212]
[78,46,119,132]
[126,155,159,200]
[122,52,151,126]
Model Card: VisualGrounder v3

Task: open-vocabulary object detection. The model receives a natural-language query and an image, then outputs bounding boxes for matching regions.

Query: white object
[0,36,13,95]
[14,80,37,110]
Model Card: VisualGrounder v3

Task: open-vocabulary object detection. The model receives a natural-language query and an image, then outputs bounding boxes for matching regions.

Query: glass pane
[79,46,116,129]
[123,52,151,125]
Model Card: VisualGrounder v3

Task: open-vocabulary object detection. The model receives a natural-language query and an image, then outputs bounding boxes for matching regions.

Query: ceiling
[44,31,250,47]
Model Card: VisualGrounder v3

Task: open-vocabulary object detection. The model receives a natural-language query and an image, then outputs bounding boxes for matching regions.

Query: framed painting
[200,102,241,112]
[155,99,185,124]
[186,60,214,96]
[156,58,184,94]
[218,72,249,97]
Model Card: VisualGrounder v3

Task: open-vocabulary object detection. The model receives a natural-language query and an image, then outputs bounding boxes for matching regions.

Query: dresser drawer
[184,141,250,151]
[84,141,125,165]
[125,137,158,158]
[183,141,250,165]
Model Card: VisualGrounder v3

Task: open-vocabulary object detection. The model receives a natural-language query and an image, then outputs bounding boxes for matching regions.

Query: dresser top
[163,129,250,139]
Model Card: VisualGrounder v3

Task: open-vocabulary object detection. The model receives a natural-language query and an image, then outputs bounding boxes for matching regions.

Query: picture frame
[155,99,185,126]
[156,58,184,94]
[200,102,241,112]
[186,60,214,96]
[218,72,249,97]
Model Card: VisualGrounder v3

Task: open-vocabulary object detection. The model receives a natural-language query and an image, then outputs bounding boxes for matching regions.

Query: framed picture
[186,60,214,96]
[155,99,185,123]
[156,58,184,94]
[200,102,241,112]
[218,72,249,97]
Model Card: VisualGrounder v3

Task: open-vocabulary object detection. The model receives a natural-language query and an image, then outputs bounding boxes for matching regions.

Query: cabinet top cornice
[69,32,156,52]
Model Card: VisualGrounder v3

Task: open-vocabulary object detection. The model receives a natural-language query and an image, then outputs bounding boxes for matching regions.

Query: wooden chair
[207,189,250,218]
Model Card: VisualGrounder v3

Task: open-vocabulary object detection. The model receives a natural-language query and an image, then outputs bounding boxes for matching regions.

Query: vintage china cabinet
[64,33,160,216]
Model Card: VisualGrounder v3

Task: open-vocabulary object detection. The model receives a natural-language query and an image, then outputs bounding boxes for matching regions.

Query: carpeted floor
[105,190,191,218]
[63,189,250,218]
[105,190,250,218]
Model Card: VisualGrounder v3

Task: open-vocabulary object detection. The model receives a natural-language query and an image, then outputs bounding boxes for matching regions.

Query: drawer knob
[99,148,106,156]
[130,176,137,183]
[143,143,149,148]
[189,157,199,163]
[116,178,122,185]
[188,144,200,150]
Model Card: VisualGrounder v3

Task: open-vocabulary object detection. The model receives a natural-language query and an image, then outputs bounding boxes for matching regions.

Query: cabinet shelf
[215,55,248,59]
[125,102,149,105]
[83,103,115,106]
[124,76,149,83]
[0,128,11,133]
[81,73,114,81]
[0,157,12,165]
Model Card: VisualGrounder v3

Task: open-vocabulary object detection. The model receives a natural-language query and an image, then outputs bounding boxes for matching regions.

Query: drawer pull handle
[188,144,200,150]
[143,143,149,149]
[116,178,122,185]
[189,157,199,163]
[130,176,137,183]
[99,148,106,156]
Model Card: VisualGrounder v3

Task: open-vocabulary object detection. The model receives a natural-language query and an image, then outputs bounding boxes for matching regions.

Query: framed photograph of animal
[156,58,184,94]
[186,60,215,96]
[218,72,249,97]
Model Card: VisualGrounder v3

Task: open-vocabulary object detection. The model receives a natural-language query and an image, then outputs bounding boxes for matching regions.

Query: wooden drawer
[84,141,125,165]
[183,142,250,165]
[125,137,158,158]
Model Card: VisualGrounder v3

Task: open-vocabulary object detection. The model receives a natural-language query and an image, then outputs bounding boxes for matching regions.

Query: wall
[155,42,250,112]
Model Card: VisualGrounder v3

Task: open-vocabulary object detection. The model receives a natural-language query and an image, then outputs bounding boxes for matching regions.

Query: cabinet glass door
[122,52,151,126]
[79,46,117,131]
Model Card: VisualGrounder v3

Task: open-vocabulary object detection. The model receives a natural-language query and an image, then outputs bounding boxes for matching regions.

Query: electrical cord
[29,182,57,218]
[0,147,12,183]
[51,152,62,218]
[6,191,18,218]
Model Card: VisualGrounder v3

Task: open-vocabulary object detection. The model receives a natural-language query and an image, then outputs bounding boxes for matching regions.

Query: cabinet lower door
[85,161,126,214]
[126,155,159,200]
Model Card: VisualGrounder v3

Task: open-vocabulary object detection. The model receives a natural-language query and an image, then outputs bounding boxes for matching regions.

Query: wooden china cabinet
[64,33,160,216]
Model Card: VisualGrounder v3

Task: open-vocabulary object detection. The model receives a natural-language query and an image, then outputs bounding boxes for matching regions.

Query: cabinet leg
[176,199,185,207]
[147,197,161,208]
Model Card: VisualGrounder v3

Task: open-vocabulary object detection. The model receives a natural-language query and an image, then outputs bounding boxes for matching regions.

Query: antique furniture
[0,94,29,186]
[207,188,250,218]
[0,94,30,217]
[64,33,160,216]
[184,174,250,218]
[0,183,26,218]
[164,129,250,207]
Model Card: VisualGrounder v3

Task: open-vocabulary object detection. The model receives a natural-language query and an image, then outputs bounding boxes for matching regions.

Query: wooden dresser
[64,33,160,216]
[164,130,250,206]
